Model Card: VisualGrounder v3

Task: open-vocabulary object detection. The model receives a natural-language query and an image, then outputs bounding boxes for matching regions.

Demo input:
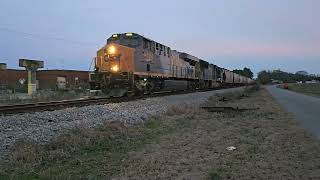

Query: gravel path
[0,88,243,160]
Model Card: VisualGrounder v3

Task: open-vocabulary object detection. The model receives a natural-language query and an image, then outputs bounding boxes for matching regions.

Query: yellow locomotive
[90,33,253,96]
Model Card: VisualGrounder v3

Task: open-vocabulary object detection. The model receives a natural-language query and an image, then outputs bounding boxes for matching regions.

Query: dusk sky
[0,0,319,75]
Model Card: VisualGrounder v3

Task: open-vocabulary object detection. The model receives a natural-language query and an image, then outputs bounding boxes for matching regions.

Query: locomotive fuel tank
[162,80,188,91]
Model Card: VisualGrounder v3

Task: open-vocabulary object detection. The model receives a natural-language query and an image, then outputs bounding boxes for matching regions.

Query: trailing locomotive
[90,33,254,96]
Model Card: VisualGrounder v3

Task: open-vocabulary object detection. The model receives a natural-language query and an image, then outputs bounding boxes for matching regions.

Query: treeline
[257,70,320,84]
[233,67,254,79]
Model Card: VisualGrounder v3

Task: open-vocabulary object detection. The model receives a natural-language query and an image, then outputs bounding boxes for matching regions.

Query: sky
[0,0,319,75]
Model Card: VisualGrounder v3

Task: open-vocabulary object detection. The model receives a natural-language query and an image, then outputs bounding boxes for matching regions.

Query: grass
[144,119,161,129]
[0,111,195,179]
[288,83,320,97]
[1,87,320,179]
[208,169,223,180]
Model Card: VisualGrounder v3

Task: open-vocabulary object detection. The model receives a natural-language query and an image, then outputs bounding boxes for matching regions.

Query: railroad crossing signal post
[19,59,44,95]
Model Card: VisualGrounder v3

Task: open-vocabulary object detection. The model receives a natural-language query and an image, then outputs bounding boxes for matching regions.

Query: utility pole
[0,63,7,90]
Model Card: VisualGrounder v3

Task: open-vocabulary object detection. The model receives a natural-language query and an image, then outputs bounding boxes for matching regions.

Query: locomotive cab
[91,33,161,96]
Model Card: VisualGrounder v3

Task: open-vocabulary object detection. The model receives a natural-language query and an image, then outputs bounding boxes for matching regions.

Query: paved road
[267,85,320,139]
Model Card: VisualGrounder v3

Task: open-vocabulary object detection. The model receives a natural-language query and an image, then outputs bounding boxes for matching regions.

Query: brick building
[0,69,89,92]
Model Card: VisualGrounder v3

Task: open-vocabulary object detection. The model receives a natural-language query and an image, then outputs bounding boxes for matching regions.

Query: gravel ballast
[0,88,243,160]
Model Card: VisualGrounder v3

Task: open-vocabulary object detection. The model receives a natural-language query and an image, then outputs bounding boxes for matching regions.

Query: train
[89,33,254,96]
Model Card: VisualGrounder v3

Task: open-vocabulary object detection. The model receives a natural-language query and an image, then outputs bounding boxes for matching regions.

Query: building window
[164,46,166,56]
[167,47,170,57]
[148,41,151,51]
[156,43,159,50]
[159,44,163,55]
[147,64,150,71]
[151,42,155,52]
[143,39,148,49]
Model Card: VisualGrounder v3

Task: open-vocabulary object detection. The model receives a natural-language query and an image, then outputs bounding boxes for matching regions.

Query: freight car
[90,33,253,96]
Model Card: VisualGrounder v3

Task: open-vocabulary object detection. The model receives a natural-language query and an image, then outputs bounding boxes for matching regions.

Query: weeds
[217,91,243,100]
[166,104,200,116]
[0,117,187,178]
[0,90,88,105]
[206,85,260,107]
[144,119,160,129]
[208,171,222,180]
[244,84,260,94]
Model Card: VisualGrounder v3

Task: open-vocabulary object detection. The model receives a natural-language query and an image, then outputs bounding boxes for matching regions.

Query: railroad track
[0,97,121,115]
[0,89,214,116]
[0,86,247,116]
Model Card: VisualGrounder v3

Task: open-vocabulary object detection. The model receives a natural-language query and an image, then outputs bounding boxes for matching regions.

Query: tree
[257,70,271,84]
[243,67,254,78]
[233,67,254,78]
[257,69,315,84]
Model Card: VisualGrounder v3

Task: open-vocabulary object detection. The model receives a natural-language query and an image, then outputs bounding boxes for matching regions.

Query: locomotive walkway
[267,85,320,139]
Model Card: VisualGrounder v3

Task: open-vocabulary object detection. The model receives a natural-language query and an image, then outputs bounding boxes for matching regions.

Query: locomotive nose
[106,45,121,72]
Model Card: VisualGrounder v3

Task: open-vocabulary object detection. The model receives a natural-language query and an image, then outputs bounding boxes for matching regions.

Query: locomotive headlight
[111,65,119,72]
[108,45,116,54]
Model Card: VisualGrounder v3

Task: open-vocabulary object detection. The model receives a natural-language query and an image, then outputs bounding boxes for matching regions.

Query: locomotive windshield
[107,33,142,48]
[121,38,140,47]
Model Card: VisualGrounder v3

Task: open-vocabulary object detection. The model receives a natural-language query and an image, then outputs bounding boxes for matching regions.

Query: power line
[0,27,100,70]
[0,27,98,47]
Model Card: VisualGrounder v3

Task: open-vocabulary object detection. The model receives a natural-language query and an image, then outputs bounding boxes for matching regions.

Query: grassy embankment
[288,83,320,97]
[1,86,320,179]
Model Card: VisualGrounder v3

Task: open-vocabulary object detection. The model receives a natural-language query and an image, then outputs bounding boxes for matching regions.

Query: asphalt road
[267,85,320,139]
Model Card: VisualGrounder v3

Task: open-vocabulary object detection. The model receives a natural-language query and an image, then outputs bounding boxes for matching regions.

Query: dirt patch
[1,88,320,179]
